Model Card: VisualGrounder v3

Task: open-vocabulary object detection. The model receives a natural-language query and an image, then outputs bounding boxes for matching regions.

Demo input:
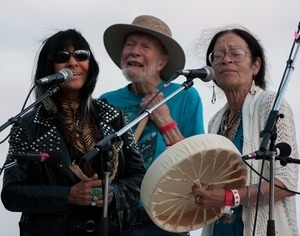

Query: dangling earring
[211,85,216,104]
[250,77,256,95]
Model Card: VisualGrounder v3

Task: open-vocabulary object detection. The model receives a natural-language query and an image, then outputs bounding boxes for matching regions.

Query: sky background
[0,0,300,235]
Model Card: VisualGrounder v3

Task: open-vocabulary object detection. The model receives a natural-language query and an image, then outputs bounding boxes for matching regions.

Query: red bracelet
[225,189,233,206]
[221,189,233,214]
[159,121,177,133]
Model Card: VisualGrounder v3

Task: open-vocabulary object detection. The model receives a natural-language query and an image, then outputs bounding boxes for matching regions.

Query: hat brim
[103,24,185,80]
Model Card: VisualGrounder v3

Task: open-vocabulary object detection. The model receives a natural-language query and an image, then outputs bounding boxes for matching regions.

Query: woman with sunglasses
[1,29,146,236]
[192,27,299,235]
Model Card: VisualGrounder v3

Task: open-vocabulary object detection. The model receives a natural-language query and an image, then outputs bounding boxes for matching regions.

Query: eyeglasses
[47,50,90,63]
[208,49,249,64]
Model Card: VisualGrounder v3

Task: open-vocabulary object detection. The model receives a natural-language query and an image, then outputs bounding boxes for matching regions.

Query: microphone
[10,151,62,165]
[177,66,215,82]
[35,68,73,85]
[242,150,263,160]
[242,142,292,160]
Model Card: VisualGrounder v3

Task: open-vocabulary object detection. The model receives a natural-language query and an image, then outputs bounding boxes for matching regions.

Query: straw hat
[103,15,185,80]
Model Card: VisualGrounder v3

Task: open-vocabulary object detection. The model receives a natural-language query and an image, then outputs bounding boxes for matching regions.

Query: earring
[211,85,216,104]
[250,78,256,95]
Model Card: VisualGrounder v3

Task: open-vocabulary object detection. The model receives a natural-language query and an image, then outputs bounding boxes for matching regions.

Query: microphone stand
[100,150,113,236]
[0,86,59,133]
[244,22,300,236]
[82,78,195,236]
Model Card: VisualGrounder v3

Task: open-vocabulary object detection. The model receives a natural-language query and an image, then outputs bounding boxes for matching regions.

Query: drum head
[141,134,247,232]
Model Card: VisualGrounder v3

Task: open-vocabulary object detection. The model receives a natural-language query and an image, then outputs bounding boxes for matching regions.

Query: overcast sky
[0,0,299,235]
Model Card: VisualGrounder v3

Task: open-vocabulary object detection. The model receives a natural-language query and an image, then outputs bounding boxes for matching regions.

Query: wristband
[222,189,233,215]
[225,189,232,206]
[159,121,177,133]
[231,189,240,208]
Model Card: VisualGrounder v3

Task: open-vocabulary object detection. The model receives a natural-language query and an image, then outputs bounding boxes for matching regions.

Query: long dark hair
[206,28,266,89]
[34,29,99,115]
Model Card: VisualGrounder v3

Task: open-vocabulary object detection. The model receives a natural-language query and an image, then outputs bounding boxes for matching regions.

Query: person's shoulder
[259,89,292,110]
[251,89,293,114]
[256,89,278,105]
[99,86,128,99]
[167,82,200,94]
[260,89,276,97]
[94,98,120,111]
[21,108,39,120]
[247,87,275,102]
[12,105,50,128]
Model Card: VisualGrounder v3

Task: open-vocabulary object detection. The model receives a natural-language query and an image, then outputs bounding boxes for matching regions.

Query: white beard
[122,63,160,83]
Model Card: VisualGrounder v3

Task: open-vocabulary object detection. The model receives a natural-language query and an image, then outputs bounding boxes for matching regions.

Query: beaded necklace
[220,109,242,141]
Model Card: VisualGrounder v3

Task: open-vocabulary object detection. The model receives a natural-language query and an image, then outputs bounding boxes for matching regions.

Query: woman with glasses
[192,27,299,236]
[1,29,146,235]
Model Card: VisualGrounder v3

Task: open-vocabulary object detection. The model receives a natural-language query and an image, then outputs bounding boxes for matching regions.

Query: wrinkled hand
[192,185,226,208]
[141,89,171,126]
[68,174,114,207]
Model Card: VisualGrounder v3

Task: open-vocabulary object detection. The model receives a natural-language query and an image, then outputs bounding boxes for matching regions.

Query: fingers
[141,91,163,108]
[90,173,99,180]
[192,185,213,207]
[192,185,227,209]
[192,186,206,197]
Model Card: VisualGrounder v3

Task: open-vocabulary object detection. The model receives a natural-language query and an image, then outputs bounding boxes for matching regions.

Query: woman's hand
[192,185,226,208]
[68,174,114,207]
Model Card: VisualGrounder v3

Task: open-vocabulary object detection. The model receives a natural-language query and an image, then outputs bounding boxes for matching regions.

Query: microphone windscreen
[276,142,291,157]
[60,68,73,83]
[203,66,215,82]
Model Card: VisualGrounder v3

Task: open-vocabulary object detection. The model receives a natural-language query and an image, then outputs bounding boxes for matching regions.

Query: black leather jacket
[1,99,146,236]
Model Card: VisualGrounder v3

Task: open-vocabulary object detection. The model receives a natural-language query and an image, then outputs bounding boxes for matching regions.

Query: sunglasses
[47,50,90,63]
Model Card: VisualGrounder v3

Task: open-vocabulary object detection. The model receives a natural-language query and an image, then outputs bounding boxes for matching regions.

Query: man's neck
[130,78,162,94]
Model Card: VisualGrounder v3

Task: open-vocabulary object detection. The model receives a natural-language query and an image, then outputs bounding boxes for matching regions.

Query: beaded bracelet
[230,189,240,208]
[159,121,177,133]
